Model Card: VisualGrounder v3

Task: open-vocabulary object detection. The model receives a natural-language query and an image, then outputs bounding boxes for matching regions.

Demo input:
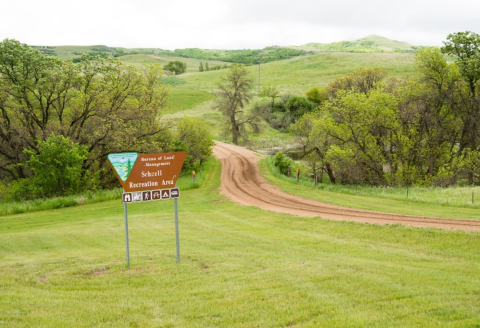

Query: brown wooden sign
[108,152,187,192]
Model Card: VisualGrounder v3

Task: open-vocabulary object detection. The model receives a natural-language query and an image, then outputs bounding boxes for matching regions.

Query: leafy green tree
[273,152,294,175]
[324,88,399,185]
[205,62,209,71]
[399,47,462,183]
[305,87,329,106]
[199,62,204,72]
[176,116,214,169]
[214,64,260,144]
[441,31,480,97]
[326,67,387,98]
[259,85,280,108]
[441,32,480,184]
[290,112,336,183]
[163,61,187,75]
[21,134,88,198]
[285,96,316,119]
[0,39,170,188]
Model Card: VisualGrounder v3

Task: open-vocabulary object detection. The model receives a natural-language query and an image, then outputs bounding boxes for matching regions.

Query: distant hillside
[166,47,311,65]
[29,35,418,71]
[31,44,311,66]
[293,35,418,53]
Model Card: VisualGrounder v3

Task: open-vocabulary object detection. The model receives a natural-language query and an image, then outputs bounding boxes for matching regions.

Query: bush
[273,152,294,175]
[16,134,88,199]
[163,61,187,75]
[176,117,214,172]
[285,96,316,119]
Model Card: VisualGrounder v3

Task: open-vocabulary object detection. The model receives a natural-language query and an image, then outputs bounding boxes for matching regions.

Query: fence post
[296,169,299,183]
[192,170,196,183]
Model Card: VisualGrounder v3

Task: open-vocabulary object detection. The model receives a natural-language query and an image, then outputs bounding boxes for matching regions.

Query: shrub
[17,134,88,199]
[273,152,294,175]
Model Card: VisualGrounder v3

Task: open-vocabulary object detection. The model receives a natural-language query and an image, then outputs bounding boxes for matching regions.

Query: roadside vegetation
[264,155,480,216]
[0,39,214,204]
[258,32,480,189]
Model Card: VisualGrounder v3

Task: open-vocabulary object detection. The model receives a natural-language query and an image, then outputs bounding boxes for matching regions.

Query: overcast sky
[1,0,479,50]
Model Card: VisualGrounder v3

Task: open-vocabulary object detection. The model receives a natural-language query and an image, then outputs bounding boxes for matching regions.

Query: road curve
[213,141,480,233]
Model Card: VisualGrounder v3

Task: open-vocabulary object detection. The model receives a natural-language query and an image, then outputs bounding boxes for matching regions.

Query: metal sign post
[123,191,130,268]
[174,190,180,264]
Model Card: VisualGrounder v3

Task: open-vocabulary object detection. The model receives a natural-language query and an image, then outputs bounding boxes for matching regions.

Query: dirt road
[213,141,480,232]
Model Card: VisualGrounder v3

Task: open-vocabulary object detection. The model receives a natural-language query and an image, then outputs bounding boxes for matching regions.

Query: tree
[259,85,280,108]
[400,47,462,183]
[205,62,209,71]
[199,62,204,72]
[176,116,214,169]
[163,61,187,75]
[324,88,399,185]
[273,152,294,175]
[441,31,480,97]
[21,134,88,198]
[214,64,260,144]
[289,112,331,181]
[305,87,329,106]
[441,32,480,184]
[326,67,387,98]
[0,39,170,187]
[285,96,316,119]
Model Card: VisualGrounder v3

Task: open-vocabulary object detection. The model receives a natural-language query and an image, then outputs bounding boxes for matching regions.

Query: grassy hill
[292,35,418,53]
[162,51,417,147]
[32,45,231,73]
[180,52,416,95]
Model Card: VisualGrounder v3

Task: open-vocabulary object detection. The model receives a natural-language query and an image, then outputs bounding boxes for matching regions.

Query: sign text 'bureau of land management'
[108,151,187,202]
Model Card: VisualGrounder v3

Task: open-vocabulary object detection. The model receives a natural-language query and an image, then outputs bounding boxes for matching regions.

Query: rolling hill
[292,35,418,53]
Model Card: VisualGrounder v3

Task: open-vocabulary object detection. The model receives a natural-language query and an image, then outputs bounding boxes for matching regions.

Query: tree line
[0,39,213,201]
[293,32,480,186]
[172,47,310,65]
[215,31,480,187]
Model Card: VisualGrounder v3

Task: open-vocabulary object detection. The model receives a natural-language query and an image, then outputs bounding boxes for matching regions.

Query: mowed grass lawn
[1,160,479,327]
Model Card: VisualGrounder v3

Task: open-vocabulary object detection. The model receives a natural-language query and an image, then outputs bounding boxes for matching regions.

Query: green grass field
[163,88,215,116]
[180,52,416,96]
[1,159,480,327]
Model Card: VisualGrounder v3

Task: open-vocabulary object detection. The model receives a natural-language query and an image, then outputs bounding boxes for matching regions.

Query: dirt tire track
[213,141,480,232]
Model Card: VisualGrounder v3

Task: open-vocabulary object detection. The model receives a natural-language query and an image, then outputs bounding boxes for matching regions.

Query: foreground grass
[259,157,480,221]
[1,159,479,327]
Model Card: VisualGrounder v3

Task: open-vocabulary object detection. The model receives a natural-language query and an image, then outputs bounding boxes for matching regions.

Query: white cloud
[1,0,479,49]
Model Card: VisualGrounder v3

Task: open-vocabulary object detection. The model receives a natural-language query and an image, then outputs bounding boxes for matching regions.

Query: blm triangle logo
[107,152,139,183]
